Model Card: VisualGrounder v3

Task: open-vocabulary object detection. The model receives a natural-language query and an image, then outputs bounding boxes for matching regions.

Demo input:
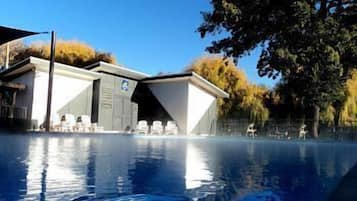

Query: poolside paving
[328,162,357,201]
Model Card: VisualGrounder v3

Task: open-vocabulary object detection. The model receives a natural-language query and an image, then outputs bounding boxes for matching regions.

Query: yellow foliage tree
[320,70,357,126]
[320,104,336,126]
[340,70,357,125]
[241,84,270,122]
[186,56,269,122]
[12,40,116,67]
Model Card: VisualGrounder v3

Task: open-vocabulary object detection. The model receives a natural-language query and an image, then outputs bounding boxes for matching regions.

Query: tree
[265,80,306,120]
[12,40,116,67]
[0,40,25,67]
[186,56,269,122]
[340,70,357,125]
[198,0,356,138]
[320,70,357,126]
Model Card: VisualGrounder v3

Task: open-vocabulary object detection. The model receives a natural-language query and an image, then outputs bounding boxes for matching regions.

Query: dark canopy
[0,26,40,45]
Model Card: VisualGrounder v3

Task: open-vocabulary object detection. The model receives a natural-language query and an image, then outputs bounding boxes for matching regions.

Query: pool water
[0,133,356,201]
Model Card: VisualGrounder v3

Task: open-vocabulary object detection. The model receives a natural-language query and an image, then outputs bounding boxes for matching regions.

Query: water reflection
[0,134,356,201]
[185,143,213,189]
[25,136,91,200]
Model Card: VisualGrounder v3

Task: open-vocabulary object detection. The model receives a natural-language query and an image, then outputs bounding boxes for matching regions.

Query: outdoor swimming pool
[0,133,356,201]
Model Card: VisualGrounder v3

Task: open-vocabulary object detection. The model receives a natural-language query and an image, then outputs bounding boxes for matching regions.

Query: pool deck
[328,162,357,201]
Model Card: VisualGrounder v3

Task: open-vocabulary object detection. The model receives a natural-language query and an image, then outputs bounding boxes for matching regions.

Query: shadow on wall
[132,83,174,126]
[191,100,217,135]
[56,85,93,122]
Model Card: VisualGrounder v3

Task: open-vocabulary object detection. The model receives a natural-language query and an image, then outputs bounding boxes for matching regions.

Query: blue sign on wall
[121,80,129,92]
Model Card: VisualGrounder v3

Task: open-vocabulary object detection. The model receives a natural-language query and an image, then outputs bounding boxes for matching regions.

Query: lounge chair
[136,120,149,134]
[271,126,289,139]
[90,123,104,132]
[59,114,76,132]
[246,123,257,138]
[299,124,308,140]
[165,121,178,135]
[74,115,92,132]
[151,120,163,135]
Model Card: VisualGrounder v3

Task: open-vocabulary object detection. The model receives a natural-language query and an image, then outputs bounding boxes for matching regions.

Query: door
[112,94,123,131]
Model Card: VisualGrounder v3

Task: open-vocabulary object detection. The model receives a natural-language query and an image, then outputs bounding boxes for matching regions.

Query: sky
[0,0,277,87]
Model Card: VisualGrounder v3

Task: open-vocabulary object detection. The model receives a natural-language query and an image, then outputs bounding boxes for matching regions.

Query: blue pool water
[0,133,356,201]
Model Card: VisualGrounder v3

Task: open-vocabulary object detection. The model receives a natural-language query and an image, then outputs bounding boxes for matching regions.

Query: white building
[0,57,228,135]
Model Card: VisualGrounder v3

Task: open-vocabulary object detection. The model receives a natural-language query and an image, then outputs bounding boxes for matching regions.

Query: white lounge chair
[136,120,149,134]
[299,124,308,140]
[90,123,104,132]
[74,115,92,132]
[165,121,178,135]
[246,123,257,138]
[271,126,289,139]
[59,114,76,132]
[151,121,163,135]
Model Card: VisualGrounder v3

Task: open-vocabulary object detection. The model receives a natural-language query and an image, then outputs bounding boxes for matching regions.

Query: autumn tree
[12,40,116,67]
[198,0,356,137]
[0,40,24,67]
[186,56,269,122]
[340,70,357,125]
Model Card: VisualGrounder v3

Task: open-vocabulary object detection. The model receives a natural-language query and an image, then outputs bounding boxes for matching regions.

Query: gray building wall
[191,100,217,135]
[57,85,93,118]
[132,83,173,126]
[10,69,93,128]
[97,73,138,131]
[147,81,189,133]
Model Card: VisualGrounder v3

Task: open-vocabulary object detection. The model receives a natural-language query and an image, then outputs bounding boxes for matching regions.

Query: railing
[0,105,28,120]
[217,118,357,140]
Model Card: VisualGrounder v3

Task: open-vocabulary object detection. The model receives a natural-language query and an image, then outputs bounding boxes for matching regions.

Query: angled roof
[85,61,150,80]
[0,26,40,45]
[0,57,101,81]
[141,72,229,98]
[0,57,229,98]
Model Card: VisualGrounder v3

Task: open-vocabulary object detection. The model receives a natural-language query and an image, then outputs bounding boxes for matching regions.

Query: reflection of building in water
[8,136,357,201]
[185,143,213,189]
[25,136,91,200]
[0,135,29,201]
[128,137,186,194]
[94,137,136,196]
[184,142,230,201]
[26,137,45,198]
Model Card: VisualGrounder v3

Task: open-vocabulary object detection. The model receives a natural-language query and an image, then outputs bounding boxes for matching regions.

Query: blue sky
[0,0,277,87]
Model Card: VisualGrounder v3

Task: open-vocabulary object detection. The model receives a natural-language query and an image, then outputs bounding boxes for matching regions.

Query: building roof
[141,72,229,98]
[85,61,150,80]
[0,57,229,98]
[0,57,101,81]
